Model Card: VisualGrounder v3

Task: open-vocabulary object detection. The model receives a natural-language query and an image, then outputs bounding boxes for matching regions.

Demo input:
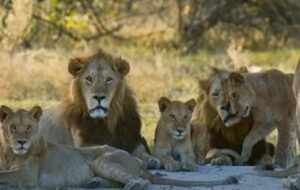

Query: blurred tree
[1,0,300,51]
[176,0,300,52]
[0,0,34,53]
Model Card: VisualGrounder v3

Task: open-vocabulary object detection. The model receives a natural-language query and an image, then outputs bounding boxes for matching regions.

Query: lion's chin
[224,117,241,127]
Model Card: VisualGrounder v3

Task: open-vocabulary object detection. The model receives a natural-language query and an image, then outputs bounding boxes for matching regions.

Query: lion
[256,60,300,187]
[192,67,274,166]
[39,49,160,168]
[224,69,296,168]
[153,97,197,171]
[0,105,238,189]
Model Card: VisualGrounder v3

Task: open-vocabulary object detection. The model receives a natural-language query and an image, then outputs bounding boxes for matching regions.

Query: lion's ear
[238,66,248,73]
[0,105,14,123]
[198,80,210,93]
[29,106,43,122]
[158,97,171,112]
[115,59,130,76]
[210,67,227,75]
[228,72,245,86]
[68,58,85,76]
[185,99,196,112]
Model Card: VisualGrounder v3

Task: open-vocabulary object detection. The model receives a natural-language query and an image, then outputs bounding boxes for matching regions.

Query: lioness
[39,49,160,168]
[256,60,300,187]
[192,67,274,166]
[224,69,296,167]
[0,105,238,189]
[153,97,197,171]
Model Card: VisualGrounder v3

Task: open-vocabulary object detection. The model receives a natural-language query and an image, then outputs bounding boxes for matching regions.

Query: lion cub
[154,97,197,171]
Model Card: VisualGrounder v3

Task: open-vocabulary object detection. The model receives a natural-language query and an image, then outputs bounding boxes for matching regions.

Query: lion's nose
[176,129,184,133]
[93,95,106,103]
[18,140,27,146]
[220,104,230,111]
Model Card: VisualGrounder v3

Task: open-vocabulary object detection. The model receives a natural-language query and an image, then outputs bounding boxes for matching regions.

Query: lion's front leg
[276,120,297,168]
[178,144,198,171]
[237,122,275,165]
[132,144,161,169]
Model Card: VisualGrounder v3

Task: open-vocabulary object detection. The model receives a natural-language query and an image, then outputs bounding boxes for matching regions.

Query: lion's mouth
[223,113,237,123]
[90,106,108,114]
[13,146,28,155]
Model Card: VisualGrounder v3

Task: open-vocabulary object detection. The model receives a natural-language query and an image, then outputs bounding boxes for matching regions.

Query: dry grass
[0,44,299,147]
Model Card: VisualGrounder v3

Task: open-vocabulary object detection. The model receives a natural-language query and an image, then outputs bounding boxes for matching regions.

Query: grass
[0,44,299,146]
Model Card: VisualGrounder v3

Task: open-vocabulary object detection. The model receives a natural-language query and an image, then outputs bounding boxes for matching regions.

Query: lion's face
[0,106,42,155]
[68,50,130,118]
[200,68,242,127]
[158,97,196,140]
[226,72,254,118]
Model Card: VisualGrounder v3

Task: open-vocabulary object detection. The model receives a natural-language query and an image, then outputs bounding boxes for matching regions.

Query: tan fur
[39,49,160,168]
[153,97,197,171]
[0,106,238,189]
[191,122,209,164]
[256,60,300,184]
[192,68,274,166]
[225,69,296,167]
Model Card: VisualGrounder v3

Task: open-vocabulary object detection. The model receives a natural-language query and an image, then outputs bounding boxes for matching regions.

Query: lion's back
[39,105,73,146]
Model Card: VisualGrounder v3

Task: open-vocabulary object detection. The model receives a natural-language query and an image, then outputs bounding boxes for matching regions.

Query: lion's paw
[144,156,161,169]
[163,160,181,171]
[125,178,149,190]
[82,177,112,188]
[181,161,198,171]
[211,155,233,166]
[282,174,300,190]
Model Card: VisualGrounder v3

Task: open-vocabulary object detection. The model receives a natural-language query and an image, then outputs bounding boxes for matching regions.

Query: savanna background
[1,0,300,147]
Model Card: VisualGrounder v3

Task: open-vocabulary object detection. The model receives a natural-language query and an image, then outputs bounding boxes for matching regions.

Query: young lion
[0,105,238,189]
[153,97,197,171]
[225,70,296,167]
[256,60,300,187]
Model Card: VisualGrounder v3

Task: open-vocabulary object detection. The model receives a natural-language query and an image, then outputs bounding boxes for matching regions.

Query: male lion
[0,105,238,189]
[225,69,296,168]
[153,97,197,171]
[192,67,274,166]
[39,49,160,168]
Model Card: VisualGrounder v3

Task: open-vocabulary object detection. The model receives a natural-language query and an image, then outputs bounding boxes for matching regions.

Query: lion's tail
[142,169,238,187]
[205,148,240,163]
[256,166,297,178]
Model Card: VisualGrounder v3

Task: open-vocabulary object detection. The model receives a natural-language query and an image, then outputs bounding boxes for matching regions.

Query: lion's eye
[232,93,237,99]
[106,77,113,85]
[10,124,17,132]
[85,76,93,83]
[169,114,176,121]
[212,92,218,97]
[183,115,188,120]
[26,125,32,131]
